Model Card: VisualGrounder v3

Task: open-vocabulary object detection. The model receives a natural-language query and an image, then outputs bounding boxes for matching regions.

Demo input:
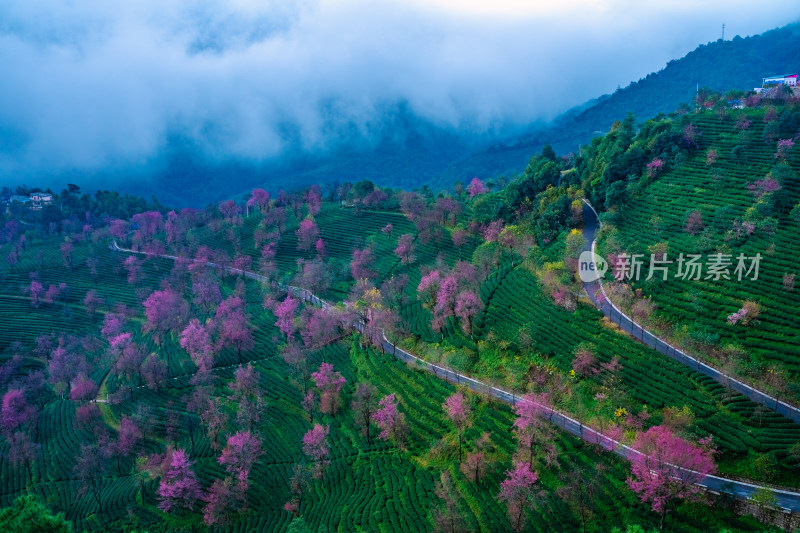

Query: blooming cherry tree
[1,389,35,435]
[417,270,441,309]
[296,218,319,251]
[627,425,715,530]
[443,391,472,463]
[247,188,270,214]
[372,394,407,448]
[219,431,264,496]
[274,294,298,339]
[311,362,346,415]
[394,234,416,265]
[143,289,189,336]
[158,449,203,513]
[302,424,330,478]
[454,290,482,336]
[28,280,43,308]
[350,247,376,280]
[498,461,539,533]
[467,177,487,197]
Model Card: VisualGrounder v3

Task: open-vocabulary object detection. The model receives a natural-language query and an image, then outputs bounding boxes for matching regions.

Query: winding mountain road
[111,240,800,511]
[580,202,800,425]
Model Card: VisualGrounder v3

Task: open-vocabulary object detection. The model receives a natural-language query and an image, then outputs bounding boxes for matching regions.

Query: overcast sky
[1,0,799,178]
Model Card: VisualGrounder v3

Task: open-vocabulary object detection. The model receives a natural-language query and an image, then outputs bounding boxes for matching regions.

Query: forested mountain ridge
[435,22,800,186]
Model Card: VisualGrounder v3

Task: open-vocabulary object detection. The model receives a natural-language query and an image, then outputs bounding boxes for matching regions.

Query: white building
[763,74,798,86]
[29,192,54,210]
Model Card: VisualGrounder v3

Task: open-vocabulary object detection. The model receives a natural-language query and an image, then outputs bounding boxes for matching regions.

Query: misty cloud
[1,0,799,180]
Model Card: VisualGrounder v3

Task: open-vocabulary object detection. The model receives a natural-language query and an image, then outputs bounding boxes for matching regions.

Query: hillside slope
[593,105,800,404]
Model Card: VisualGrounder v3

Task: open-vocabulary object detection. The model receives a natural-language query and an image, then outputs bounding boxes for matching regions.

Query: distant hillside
[435,22,800,186]
[126,105,493,207]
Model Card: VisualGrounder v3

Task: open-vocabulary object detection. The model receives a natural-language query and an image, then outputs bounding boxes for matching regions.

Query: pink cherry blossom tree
[283,464,312,518]
[452,229,469,247]
[109,219,129,241]
[443,391,472,463]
[461,432,493,487]
[682,124,699,149]
[247,188,270,214]
[76,404,105,438]
[203,479,234,526]
[394,234,416,265]
[315,238,327,257]
[142,355,169,390]
[60,241,74,269]
[417,270,441,309]
[102,312,125,339]
[482,220,504,243]
[627,425,716,530]
[438,196,462,226]
[132,211,163,242]
[43,283,66,307]
[1,388,35,435]
[215,297,254,361]
[747,176,781,199]
[28,280,43,308]
[512,393,555,470]
[157,449,203,513]
[572,346,598,377]
[229,364,259,402]
[372,394,407,449]
[432,470,468,533]
[218,200,241,222]
[6,431,38,476]
[775,138,794,161]
[302,424,330,478]
[302,390,317,422]
[683,211,704,235]
[83,290,103,318]
[311,362,346,415]
[467,177,487,197]
[498,461,539,533]
[143,289,189,336]
[301,307,346,349]
[350,247,376,280]
[296,218,319,251]
[74,443,110,513]
[432,275,459,331]
[180,319,215,371]
[305,187,322,216]
[646,158,664,178]
[123,255,141,285]
[115,416,142,473]
[70,376,98,402]
[274,294,299,339]
[219,431,264,497]
[115,341,146,386]
[455,290,482,336]
[192,275,222,311]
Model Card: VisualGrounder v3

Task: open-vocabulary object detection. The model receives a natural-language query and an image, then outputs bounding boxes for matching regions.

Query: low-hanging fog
[1,0,799,190]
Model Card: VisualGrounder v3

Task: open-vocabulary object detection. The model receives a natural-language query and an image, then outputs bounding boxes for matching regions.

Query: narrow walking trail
[111,241,800,511]
[579,202,800,425]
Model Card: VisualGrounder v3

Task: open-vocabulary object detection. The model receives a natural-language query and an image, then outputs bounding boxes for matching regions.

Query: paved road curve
[579,202,800,425]
[112,241,800,511]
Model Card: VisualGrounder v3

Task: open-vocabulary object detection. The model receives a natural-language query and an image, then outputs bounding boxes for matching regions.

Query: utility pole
[721,23,725,41]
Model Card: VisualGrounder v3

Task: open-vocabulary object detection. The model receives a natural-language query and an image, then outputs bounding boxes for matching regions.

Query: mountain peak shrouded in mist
[1,1,800,203]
